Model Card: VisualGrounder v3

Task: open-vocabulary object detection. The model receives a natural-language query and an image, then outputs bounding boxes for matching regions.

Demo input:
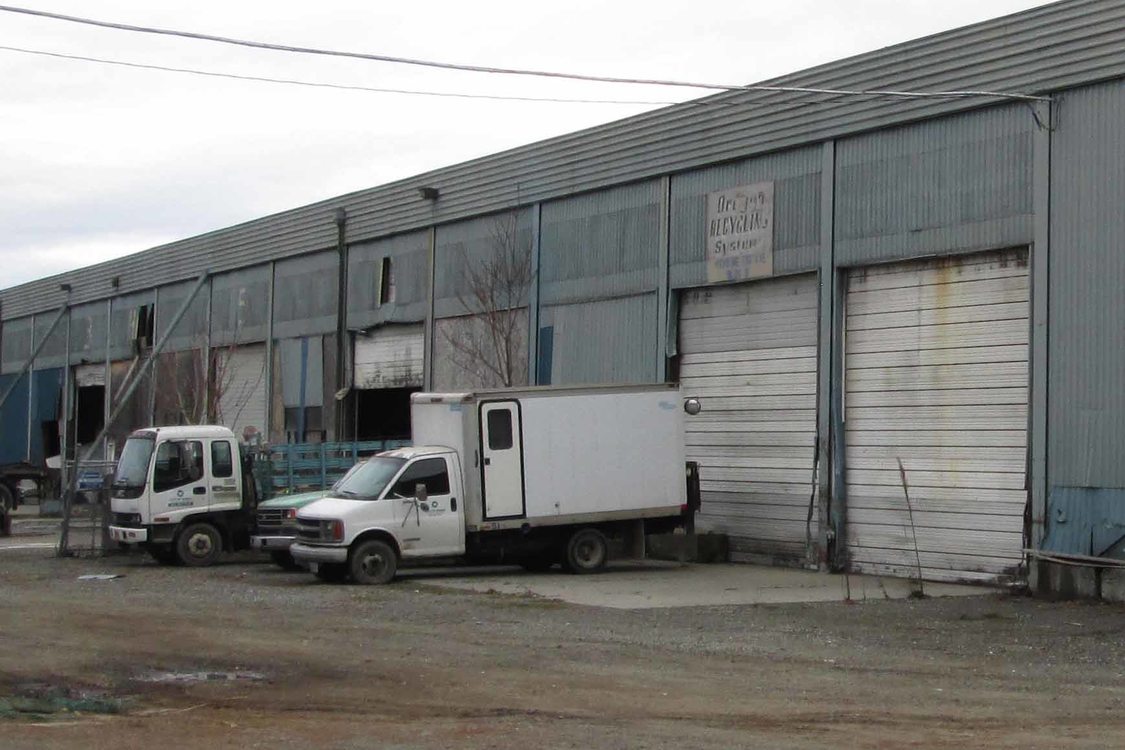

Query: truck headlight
[329,520,344,542]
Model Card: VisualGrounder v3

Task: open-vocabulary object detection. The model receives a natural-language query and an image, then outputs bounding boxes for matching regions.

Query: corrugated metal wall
[211,266,270,346]
[108,290,155,361]
[539,295,657,385]
[4,0,1122,320]
[273,251,339,339]
[433,210,533,319]
[0,317,31,374]
[538,182,662,384]
[156,280,209,352]
[0,373,29,463]
[32,314,68,370]
[670,148,821,287]
[835,104,1034,265]
[68,302,108,364]
[432,311,529,390]
[1049,80,1125,488]
[347,231,430,329]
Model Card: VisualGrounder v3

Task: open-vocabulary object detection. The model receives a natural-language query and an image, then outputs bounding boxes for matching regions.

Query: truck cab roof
[379,445,455,461]
[128,425,239,441]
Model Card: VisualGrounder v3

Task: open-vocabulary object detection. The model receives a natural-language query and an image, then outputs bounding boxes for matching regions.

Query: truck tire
[175,522,223,567]
[564,528,608,574]
[349,539,398,585]
[270,551,303,571]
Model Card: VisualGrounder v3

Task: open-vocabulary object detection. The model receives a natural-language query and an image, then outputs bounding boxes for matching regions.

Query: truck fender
[172,514,230,551]
[350,529,401,557]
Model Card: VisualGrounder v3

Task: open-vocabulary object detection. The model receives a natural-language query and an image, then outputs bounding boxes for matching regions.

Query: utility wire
[0,44,681,106]
[0,4,1051,103]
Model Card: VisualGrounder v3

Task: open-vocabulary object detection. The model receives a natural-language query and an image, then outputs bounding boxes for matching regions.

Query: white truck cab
[291,385,699,584]
[108,425,257,566]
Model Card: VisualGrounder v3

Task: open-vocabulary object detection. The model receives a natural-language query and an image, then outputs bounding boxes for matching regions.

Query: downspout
[334,208,349,441]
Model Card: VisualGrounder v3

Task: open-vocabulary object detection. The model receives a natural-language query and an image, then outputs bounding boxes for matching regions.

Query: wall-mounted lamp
[418,186,440,201]
[110,276,120,288]
[59,283,71,293]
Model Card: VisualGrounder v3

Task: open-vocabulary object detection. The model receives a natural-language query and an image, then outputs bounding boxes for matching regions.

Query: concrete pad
[408,560,997,609]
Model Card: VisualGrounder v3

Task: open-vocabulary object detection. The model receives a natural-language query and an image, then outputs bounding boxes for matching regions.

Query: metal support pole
[655,176,671,383]
[59,309,72,504]
[103,298,112,461]
[264,261,276,443]
[58,271,210,556]
[423,227,437,391]
[148,286,159,425]
[334,208,349,441]
[0,303,69,412]
[25,314,35,462]
[527,203,542,384]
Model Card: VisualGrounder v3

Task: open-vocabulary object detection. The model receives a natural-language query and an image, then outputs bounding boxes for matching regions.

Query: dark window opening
[391,457,449,497]
[378,257,395,306]
[41,421,60,458]
[354,387,417,441]
[134,304,154,349]
[75,385,105,445]
[486,409,514,450]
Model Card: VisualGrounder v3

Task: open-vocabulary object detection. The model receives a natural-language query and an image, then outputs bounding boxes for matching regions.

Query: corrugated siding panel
[32,312,68,370]
[679,274,819,563]
[3,1,1122,320]
[347,232,429,329]
[431,309,529,390]
[670,147,821,288]
[217,344,268,439]
[844,250,1030,584]
[1,317,32,374]
[354,324,425,389]
[0,373,29,463]
[273,252,338,339]
[155,280,208,353]
[433,211,533,319]
[211,266,270,346]
[836,104,1034,266]
[540,180,662,305]
[539,294,657,385]
[278,336,324,408]
[108,290,155,361]
[1049,80,1125,488]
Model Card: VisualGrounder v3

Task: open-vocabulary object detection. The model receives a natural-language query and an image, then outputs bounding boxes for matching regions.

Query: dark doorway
[75,385,105,445]
[354,387,417,441]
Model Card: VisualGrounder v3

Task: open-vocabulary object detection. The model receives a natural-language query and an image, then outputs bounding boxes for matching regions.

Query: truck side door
[207,438,241,510]
[480,401,525,519]
[150,440,208,517]
[391,456,464,557]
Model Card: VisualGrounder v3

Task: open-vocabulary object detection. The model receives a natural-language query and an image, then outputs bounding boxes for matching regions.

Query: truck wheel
[349,539,398,585]
[175,522,223,567]
[564,528,608,574]
[314,563,349,583]
[270,551,303,571]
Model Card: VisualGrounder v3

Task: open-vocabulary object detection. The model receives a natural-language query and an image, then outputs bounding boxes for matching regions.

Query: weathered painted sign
[705,182,774,282]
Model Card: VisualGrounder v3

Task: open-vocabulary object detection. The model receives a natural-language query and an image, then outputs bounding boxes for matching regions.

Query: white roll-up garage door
[354,323,425,389]
[679,273,818,563]
[218,344,268,441]
[844,249,1029,584]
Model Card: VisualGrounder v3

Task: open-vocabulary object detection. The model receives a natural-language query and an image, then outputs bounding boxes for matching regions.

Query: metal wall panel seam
[656,175,671,383]
[423,227,436,391]
[816,140,836,570]
[264,260,276,444]
[25,312,34,461]
[527,202,541,385]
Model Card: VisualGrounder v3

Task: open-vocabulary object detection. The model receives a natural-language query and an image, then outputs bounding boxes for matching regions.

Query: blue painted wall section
[29,368,63,464]
[0,373,30,465]
[1041,486,1125,558]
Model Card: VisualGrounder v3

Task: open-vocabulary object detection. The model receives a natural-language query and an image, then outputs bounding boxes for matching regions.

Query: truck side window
[211,440,233,478]
[391,458,450,497]
[153,441,204,493]
[486,409,513,450]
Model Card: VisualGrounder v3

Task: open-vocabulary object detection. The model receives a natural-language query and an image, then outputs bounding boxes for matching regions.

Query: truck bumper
[251,535,295,552]
[109,525,148,543]
[290,542,348,565]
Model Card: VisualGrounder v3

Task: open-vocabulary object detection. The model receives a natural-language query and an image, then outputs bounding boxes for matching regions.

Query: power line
[0,44,681,106]
[0,4,1051,103]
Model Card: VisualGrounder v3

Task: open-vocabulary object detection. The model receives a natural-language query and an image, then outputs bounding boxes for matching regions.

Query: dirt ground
[3,539,1125,749]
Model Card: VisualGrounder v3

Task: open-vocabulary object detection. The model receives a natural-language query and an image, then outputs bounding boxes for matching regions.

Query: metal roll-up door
[678,273,818,563]
[218,343,268,441]
[354,323,424,389]
[844,249,1030,584]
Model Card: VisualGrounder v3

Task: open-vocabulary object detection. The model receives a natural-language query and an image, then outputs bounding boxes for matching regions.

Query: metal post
[201,277,213,422]
[423,227,437,391]
[264,261,276,443]
[334,208,349,441]
[25,314,35,462]
[815,140,838,570]
[103,298,112,461]
[527,203,542,384]
[58,271,210,556]
[148,287,159,425]
[655,176,671,383]
[59,309,71,504]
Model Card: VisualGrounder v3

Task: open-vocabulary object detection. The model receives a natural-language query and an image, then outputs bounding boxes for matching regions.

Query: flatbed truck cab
[108,425,257,566]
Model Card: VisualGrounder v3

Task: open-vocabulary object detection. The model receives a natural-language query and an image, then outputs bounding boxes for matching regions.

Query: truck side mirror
[414,483,428,503]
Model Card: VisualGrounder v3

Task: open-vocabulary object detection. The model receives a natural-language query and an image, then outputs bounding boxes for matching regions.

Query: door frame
[478,399,527,520]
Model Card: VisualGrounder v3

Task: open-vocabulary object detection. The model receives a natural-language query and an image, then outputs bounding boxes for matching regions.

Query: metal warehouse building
[2,0,1123,590]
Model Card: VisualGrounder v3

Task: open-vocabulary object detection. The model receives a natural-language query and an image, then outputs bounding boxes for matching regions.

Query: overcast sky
[0,0,1056,290]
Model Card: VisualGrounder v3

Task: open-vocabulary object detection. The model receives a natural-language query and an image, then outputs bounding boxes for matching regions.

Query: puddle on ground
[135,670,267,684]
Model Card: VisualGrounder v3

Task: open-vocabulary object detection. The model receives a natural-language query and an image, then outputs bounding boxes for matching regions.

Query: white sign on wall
[705,181,774,283]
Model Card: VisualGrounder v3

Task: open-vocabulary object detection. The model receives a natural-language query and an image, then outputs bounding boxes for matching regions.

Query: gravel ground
[2,540,1125,749]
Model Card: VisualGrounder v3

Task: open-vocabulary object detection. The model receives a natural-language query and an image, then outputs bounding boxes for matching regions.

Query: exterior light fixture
[418,186,440,201]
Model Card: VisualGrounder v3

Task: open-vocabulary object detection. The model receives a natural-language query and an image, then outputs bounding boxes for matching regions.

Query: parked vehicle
[107,426,260,566]
[251,489,329,569]
[291,384,700,584]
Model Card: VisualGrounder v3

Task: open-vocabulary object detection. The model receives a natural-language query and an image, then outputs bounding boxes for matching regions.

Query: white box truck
[290,384,699,583]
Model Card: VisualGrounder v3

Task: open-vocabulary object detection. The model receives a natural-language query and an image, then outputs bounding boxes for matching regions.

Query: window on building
[378,257,395,306]
[134,304,154,349]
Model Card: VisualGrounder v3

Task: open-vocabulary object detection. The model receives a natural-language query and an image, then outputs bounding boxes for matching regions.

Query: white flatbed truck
[290,384,700,583]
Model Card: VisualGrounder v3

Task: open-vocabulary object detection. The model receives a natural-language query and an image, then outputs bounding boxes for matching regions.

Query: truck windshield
[115,437,155,488]
[331,456,405,500]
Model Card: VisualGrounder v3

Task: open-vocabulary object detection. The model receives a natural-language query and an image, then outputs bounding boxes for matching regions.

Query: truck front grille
[256,508,290,532]
[112,512,142,526]
[296,518,324,542]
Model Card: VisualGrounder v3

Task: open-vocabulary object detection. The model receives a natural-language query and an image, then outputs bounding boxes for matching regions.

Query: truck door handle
[451,498,457,511]
[484,457,491,465]
[192,487,206,495]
